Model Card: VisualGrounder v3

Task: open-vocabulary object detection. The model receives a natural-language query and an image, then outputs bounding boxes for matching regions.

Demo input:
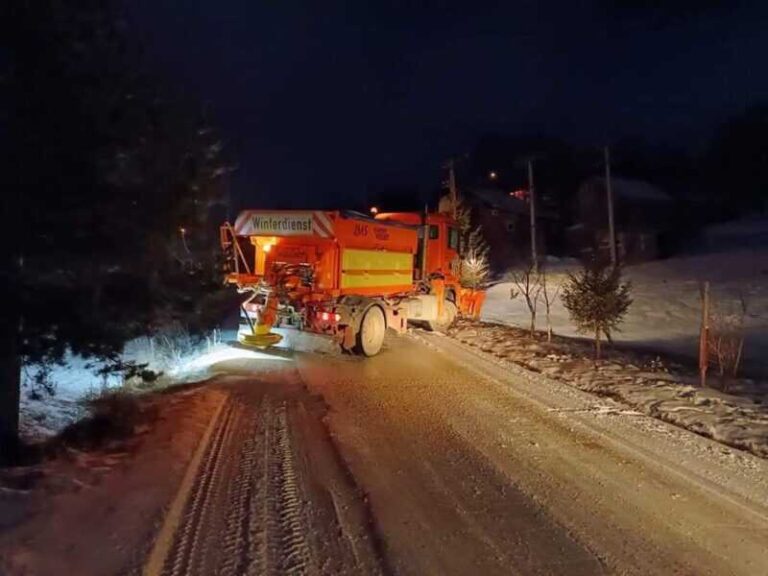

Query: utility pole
[605,145,617,267]
[445,158,463,278]
[527,158,538,273]
[448,158,458,219]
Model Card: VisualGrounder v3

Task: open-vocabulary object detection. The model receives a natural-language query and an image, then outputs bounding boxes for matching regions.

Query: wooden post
[699,281,710,387]
[421,204,429,280]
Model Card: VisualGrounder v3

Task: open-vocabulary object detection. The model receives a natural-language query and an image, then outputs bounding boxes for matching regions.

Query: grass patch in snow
[54,391,156,451]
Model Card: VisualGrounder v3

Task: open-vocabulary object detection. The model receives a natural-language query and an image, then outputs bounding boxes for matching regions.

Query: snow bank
[449,320,768,458]
[20,355,122,441]
[484,249,768,376]
[19,329,235,442]
[704,216,768,252]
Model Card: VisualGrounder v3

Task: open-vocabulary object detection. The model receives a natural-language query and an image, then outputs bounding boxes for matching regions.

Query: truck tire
[426,300,457,333]
[355,305,386,356]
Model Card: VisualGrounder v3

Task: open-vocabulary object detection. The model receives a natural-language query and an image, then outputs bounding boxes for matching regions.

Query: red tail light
[316,310,341,323]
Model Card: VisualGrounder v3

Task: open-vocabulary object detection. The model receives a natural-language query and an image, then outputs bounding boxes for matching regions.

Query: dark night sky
[126,1,768,210]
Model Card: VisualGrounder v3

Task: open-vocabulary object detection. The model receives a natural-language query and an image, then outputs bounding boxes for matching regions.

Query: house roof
[463,187,530,215]
[583,176,672,203]
[438,187,558,219]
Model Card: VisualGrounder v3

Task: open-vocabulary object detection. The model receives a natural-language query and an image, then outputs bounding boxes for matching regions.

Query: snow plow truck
[220,209,486,356]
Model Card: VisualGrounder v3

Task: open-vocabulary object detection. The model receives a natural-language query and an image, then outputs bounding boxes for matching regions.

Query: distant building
[567,176,673,263]
[439,187,556,273]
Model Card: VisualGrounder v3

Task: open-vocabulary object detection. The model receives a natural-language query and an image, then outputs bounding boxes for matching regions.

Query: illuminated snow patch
[170,345,290,376]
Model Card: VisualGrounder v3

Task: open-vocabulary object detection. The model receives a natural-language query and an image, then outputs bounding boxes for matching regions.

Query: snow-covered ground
[20,355,121,441]
[18,323,339,443]
[702,215,768,252]
[484,248,768,375]
[18,330,239,442]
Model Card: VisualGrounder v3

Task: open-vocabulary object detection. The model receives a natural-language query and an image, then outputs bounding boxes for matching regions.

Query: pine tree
[1,0,231,460]
[455,198,490,288]
[561,261,632,360]
[461,247,490,289]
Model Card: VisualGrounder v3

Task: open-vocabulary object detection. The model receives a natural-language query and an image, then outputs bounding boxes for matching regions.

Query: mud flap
[341,325,357,352]
[458,288,486,319]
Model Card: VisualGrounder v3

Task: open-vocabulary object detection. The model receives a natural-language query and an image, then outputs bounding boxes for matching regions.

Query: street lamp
[179,226,190,255]
[370,206,379,215]
[489,171,498,180]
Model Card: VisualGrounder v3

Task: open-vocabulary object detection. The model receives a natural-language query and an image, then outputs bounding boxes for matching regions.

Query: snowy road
[145,370,383,576]
[148,334,768,576]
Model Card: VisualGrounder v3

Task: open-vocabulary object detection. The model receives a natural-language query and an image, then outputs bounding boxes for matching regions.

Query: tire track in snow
[145,376,385,576]
[246,395,272,576]
[218,407,258,576]
[164,400,238,576]
[272,402,312,575]
[248,399,312,575]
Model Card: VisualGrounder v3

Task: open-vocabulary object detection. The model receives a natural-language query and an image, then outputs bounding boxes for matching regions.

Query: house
[567,176,674,263]
[439,187,556,273]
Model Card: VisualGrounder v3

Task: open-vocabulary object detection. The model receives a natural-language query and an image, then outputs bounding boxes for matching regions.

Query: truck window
[448,227,459,250]
[429,225,439,239]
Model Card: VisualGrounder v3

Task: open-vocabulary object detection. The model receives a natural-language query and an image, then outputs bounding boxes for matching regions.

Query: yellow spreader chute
[239,323,283,348]
[239,289,283,349]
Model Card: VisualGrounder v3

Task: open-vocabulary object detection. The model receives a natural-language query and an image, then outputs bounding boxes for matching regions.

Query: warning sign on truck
[233,211,334,237]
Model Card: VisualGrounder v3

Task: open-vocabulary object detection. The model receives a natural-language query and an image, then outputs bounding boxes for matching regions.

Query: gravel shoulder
[0,386,227,576]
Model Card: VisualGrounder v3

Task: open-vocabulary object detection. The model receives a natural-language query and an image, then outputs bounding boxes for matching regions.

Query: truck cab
[373,212,460,282]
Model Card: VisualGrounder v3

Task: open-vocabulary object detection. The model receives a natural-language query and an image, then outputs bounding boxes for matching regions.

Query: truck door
[426,223,441,274]
[415,225,426,280]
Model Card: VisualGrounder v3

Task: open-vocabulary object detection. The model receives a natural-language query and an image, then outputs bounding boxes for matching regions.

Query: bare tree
[509,263,543,338]
[540,268,562,343]
[706,292,748,391]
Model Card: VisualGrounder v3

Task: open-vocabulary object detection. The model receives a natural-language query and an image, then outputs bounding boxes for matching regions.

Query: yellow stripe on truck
[341,249,413,289]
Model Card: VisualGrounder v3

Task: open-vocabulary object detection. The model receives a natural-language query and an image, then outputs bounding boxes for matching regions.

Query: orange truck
[220,209,485,356]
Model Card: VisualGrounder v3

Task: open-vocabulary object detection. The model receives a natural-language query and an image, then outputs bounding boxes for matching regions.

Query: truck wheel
[355,305,386,356]
[426,300,457,333]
